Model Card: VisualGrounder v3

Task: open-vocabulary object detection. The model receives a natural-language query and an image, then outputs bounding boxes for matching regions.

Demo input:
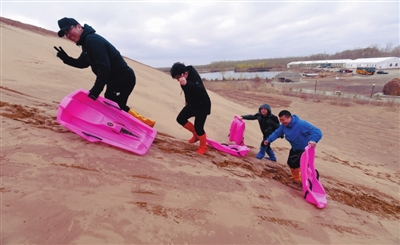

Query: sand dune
[1,18,399,244]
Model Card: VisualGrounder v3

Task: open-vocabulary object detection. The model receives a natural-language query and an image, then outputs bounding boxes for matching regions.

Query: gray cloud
[2,1,398,67]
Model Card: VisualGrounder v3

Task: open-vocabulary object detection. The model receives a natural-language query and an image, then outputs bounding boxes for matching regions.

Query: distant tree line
[158,44,399,72]
[308,43,399,60]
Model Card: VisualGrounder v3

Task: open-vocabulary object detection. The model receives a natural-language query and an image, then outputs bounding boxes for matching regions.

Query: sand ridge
[1,17,399,244]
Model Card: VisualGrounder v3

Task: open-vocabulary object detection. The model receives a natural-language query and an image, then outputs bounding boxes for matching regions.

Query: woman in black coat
[170,62,211,154]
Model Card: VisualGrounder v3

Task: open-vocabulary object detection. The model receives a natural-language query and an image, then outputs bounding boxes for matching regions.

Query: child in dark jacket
[240,104,280,161]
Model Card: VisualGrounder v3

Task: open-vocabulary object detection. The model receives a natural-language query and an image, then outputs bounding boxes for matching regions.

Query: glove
[88,86,102,100]
[54,46,69,62]
[88,90,99,100]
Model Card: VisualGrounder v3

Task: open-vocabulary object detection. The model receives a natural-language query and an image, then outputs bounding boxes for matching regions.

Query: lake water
[200,70,281,80]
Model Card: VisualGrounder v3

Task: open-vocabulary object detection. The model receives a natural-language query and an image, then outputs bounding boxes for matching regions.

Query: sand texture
[1,19,399,244]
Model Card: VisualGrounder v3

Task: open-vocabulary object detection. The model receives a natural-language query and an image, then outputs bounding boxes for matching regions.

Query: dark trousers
[287,149,304,169]
[177,105,208,136]
[105,71,136,112]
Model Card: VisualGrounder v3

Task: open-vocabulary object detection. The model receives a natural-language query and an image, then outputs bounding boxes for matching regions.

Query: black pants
[287,149,304,169]
[105,70,136,112]
[177,105,208,136]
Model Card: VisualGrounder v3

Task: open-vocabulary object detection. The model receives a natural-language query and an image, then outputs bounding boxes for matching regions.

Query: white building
[287,57,399,69]
[346,57,399,69]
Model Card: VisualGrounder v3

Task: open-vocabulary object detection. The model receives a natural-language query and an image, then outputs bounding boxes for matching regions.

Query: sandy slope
[1,19,399,244]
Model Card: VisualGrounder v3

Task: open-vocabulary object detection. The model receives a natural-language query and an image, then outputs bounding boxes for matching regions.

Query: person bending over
[265,110,322,182]
[55,17,155,127]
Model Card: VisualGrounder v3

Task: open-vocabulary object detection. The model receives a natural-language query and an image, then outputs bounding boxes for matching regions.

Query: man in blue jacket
[54,17,155,127]
[264,110,322,182]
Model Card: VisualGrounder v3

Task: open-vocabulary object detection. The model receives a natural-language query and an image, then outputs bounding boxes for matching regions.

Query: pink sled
[229,116,246,145]
[206,139,250,157]
[57,89,157,155]
[300,145,327,208]
[207,116,250,157]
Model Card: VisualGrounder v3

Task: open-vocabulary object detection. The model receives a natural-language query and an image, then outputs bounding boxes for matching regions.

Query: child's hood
[258,103,271,116]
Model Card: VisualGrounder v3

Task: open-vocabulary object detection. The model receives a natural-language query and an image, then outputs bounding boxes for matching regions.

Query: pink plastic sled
[300,145,327,208]
[206,138,250,157]
[229,116,246,145]
[57,89,157,155]
[207,116,250,157]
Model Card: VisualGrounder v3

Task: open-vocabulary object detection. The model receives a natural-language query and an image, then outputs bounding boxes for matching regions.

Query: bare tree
[382,42,394,53]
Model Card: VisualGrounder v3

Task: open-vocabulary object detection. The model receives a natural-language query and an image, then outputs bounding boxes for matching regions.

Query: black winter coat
[181,66,211,115]
[63,24,135,96]
[241,103,279,139]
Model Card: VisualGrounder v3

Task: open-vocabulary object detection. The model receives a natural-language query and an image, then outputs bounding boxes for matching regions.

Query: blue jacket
[267,115,322,151]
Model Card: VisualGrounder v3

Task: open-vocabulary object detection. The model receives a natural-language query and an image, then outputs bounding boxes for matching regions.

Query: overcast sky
[1,0,399,68]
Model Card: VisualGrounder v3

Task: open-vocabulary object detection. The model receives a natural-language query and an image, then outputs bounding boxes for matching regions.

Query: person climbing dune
[170,62,211,155]
[240,103,279,161]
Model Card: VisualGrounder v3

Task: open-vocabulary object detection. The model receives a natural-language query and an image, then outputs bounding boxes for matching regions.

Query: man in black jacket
[170,62,211,154]
[54,17,155,127]
[240,104,279,161]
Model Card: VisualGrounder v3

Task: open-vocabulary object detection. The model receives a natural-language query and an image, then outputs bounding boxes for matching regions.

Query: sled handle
[82,131,102,140]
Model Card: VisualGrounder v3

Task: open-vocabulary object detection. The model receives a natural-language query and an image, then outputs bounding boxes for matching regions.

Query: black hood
[76,24,96,46]
[259,103,271,116]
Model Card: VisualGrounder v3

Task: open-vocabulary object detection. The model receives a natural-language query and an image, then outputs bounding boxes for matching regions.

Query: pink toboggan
[300,145,327,208]
[57,89,157,155]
